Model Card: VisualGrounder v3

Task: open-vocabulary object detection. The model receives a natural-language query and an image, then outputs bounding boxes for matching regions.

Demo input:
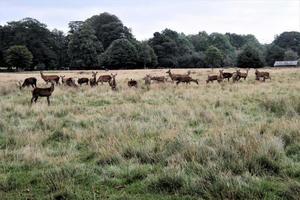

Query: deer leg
[47,97,50,106]
[31,96,35,104]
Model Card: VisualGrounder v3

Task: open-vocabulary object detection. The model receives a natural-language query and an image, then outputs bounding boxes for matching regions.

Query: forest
[0,12,299,71]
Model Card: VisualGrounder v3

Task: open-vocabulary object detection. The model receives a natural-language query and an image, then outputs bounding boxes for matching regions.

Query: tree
[104,39,138,69]
[273,32,300,55]
[205,46,224,69]
[265,44,285,66]
[135,41,157,68]
[68,23,104,69]
[187,31,209,52]
[86,12,133,49]
[5,45,33,71]
[237,46,263,68]
[284,49,298,61]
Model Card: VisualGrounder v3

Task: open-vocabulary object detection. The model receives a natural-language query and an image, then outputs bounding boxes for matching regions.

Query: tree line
[0,12,299,71]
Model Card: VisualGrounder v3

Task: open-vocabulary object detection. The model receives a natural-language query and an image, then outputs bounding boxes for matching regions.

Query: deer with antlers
[31,81,55,106]
[17,77,37,90]
[40,71,60,85]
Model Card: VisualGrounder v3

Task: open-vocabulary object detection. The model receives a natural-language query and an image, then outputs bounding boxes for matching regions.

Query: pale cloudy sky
[0,0,299,44]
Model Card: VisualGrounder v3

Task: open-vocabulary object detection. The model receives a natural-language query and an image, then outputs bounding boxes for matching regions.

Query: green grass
[0,69,300,199]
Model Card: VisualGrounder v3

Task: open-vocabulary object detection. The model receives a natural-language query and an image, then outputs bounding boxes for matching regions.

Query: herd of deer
[17,69,271,106]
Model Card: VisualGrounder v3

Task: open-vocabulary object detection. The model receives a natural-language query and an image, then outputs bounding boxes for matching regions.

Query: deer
[219,70,233,81]
[150,76,167,83]
[255,69,271,81]
[166,69,190,82]
[40,71,60,85]
[90,72,98,87]
[77,77,89,86]
[237,69,249,81]
[17,77,37,89]
[176,76,198,85]
[109,73,117,91]
[143,74,152,86]
[128,79,138,88]
[31,81,55,106]
[206,71,223,83]
[97,74,112,84]
[60,76,77,87]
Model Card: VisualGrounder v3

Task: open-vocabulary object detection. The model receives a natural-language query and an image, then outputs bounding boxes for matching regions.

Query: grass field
[0,68,300,199]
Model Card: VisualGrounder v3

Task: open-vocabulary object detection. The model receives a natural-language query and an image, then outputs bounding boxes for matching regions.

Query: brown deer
[31,81,55,106]
[17,77,37,89]
[128,79,138,88]
[77,77,89,86]
[97,74,112,84]
[237,69,249,81]
[255,69,271,81]
[166,70,190,82]
[150,76,167,83]
[206,71,223,83]
[143,74,151,86]
[40,71,60,85]
[90,72,98,87]
[219,70,233,81]
[60,76,77,87]
[176,76,198,85]
[109,73,117,91]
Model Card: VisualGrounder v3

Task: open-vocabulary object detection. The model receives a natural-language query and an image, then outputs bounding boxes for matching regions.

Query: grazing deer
[206,71,223,83]
[166,69,190,82]
[128,79,138,88]
[109,73,117,91]
[236,69,249,81]
[176,76,198,85]
[90,72,98,87]
[97,74,112,84]
[31,82,55,106]
[150,76,167,83]
[77,78,89,85]
[255,69,271,81]
[219,70,233,81]
[17,77,37,89]
[60,76,77,87]
[40,71,60,85]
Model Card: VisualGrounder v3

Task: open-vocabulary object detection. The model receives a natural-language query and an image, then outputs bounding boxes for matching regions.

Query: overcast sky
[0,0,299,44]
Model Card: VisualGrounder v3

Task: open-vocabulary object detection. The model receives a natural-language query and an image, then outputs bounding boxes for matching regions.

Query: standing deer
[255,69,271,81]
[237,69,249,81]
[40,71,60,85]
[60,76,77,87]
[31,82,55,106]
[97,74,112,84]
[90,72,98,87]
[206,71,223,83]
[176,76,198,85]
[219,70,233,81]
[17,77,37,89]
[77,77,89,86]
[143,74,151,86]
[166,70,190,82]
[109,73,117,91]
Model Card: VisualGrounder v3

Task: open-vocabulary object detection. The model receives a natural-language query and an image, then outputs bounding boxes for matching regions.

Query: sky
[0,0,299,44]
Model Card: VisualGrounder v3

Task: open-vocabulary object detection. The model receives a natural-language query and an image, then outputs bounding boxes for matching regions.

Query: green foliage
[68,23,104,69]
[284,49,298,61]
[205,45,224,68]
[273,31,300,55]
[135,41,158,68]
[265,44,285,66]
[103,39,138,69]
[237,45,263,68]
[4,45,33,70]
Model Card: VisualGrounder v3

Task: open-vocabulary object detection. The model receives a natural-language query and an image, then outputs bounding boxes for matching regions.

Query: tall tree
[265,44,285,66]
[5,45,33,71]
[273,32,300,55]
[68,23,104,69]
[237,45,263,68]
[103,39,138,69]
[86,12,133,49]
[135,41,157,68]
[284,49,298,61]
[205,46,224,69]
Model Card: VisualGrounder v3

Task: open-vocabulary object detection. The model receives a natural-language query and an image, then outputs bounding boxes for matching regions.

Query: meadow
[0,68,300,199]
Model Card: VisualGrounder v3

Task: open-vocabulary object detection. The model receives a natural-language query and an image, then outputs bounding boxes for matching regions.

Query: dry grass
[0,68,300,199]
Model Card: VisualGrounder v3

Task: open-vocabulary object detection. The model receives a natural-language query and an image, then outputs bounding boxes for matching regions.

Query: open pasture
[0,68,300,199]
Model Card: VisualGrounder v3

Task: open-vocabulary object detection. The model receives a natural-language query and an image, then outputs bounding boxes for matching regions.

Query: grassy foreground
[0,68,300,199]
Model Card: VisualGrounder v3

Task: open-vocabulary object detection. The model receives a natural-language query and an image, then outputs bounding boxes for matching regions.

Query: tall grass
[0,68,299,199]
